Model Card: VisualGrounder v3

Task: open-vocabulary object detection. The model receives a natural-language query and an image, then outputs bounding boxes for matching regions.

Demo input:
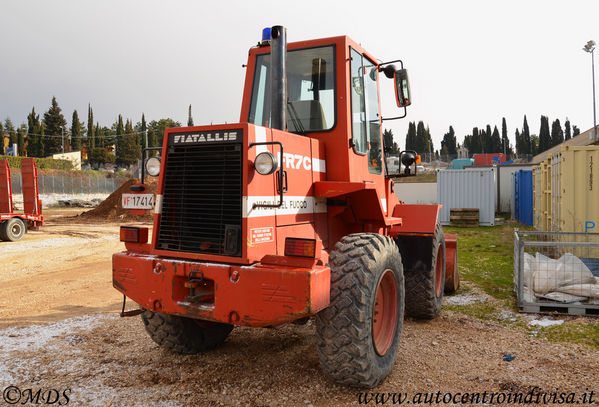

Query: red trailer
[0,158,44,241]
[472,153,506,166]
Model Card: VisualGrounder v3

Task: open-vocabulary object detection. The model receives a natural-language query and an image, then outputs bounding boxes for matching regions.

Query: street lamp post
[583,40,597,141]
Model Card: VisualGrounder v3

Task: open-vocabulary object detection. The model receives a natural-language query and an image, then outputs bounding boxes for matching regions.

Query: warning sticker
[250,227,274,244]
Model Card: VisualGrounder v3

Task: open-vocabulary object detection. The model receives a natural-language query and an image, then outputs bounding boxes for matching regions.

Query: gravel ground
[1,218,598,406]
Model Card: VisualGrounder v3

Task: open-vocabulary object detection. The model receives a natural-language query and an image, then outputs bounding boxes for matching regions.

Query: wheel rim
[372,269,399,356]
[11,222,22,237]
[435,245,443,297]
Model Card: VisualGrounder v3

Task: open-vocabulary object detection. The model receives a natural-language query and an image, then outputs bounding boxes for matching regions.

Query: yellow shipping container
[533,161,551,231]
[554,145,599,233]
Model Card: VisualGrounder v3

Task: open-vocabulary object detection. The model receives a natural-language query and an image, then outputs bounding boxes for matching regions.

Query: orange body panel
[0,160,12,214]
[113,251,330,327]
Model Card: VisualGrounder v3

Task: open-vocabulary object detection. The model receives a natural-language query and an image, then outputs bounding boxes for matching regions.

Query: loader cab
[240,35,409,184]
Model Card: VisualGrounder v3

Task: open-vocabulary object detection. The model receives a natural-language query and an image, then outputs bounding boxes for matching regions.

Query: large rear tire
[1,218,26,242]
[404,223,445,319]
[141,310,233,354]
[316,233,404,388]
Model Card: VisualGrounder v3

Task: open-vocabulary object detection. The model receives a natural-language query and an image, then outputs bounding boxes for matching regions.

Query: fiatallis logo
[172,131,240,144]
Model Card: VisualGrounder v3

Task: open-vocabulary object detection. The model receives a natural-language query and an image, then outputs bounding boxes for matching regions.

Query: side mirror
[394,69,411,107]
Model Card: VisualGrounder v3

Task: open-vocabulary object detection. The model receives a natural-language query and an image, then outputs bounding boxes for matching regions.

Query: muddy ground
[1,211,598,406]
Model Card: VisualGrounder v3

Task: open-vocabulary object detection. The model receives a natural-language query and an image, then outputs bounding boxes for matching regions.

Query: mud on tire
[141,310,233,354]
[316,233,404,388]
[404,223,445,319]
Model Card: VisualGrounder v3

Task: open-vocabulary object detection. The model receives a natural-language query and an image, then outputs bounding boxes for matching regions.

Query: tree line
[401,116,580,161]
[1,97,195,166]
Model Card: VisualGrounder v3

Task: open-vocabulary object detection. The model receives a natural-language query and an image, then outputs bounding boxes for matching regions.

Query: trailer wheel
[1,218,26,242]
[316,233,404,388]
[141,310,233,354]
[405,223,445,319]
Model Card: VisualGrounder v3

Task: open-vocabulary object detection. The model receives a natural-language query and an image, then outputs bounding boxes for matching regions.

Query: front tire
[141,311,233,354]
[316,233,404,388]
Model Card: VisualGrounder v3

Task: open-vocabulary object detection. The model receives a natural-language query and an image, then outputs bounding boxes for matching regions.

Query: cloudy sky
[1,0,598,150]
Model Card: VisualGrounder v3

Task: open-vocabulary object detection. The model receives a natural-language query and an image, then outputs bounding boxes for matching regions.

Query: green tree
[116,118,141,166]
[573,125,580,137]
[4,119,16,149]
[27,108,43,157]
[530,134,539,156]
[501,118,509,156]
[17,124,26,156]
[135,113,148,151]
[405,121,416,150]
[87,104,94,149]
[42,97,67,154]
[564,119,572,140]
[89,147,108,164]
[70,110,84,151]
[490,125,501,152]
[515,128,522,156]
[522,115,531,156]
[187,104,194,126]
[440,126,457,157]
[538,116,551,153]
[550,118,564,147]
[148,118,181,146]
[382,128,398,154]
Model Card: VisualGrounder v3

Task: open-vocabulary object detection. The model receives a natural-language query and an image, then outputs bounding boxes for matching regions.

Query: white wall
[394,182,437,204]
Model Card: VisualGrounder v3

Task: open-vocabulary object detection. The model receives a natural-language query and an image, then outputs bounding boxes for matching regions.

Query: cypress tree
[573,125,580,137]
[538,116,551,153]
[564,119,571,140]
[42,97,67,155]
[550,118,563,147]
[140,113,147,150]
[405,121,416,150]
[70,110,84,151]
[16,124,26,156]
[470,127,481,154]
[187,104,194,126]
[27,108,42,157]
[491,126,501,152]
[441,126,457,157]
[116,119,141,166]
[501,118,508,155]
[515,129,521,156]
[87,104,94,149]
[522,116,531,155]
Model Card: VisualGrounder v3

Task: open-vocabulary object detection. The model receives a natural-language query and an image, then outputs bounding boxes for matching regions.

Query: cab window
[350,48,382,174]
[248,46,336,133]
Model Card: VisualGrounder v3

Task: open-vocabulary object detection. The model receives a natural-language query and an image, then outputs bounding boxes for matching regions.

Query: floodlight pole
[584,41,597,141]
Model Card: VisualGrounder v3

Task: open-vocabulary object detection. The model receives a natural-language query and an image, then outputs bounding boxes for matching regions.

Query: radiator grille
[156,136,243,256]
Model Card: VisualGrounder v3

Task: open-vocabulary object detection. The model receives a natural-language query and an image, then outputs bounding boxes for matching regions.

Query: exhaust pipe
[270,25,287,131]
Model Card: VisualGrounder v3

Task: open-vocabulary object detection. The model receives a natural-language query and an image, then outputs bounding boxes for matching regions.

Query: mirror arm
[378,59,404,70]
[381,107,407,121]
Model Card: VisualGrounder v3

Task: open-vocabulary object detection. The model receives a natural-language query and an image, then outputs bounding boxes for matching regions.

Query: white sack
[557,284,599,300]
[531,253,596,295]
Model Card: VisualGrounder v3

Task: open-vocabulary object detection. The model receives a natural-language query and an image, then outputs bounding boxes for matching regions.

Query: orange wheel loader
[113,26,459,388]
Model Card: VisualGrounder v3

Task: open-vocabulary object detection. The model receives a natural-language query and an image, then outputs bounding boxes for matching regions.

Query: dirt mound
[79,178,157,221]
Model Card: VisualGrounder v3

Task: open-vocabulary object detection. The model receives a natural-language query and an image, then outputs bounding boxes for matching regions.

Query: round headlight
[254,152,278,175]
[145,156,161,177]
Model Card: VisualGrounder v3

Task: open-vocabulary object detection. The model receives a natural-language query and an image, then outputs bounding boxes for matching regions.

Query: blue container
[514,170,533,226]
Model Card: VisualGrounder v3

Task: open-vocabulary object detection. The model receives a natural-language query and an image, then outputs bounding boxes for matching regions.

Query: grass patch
[445,225,516,302]
[445,223,599,351]
[393,172,437,183]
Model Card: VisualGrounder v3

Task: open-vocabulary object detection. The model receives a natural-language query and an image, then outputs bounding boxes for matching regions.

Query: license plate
[122,194,155,210]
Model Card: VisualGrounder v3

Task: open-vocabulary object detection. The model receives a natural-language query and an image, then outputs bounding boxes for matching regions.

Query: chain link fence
[10,173,128,195]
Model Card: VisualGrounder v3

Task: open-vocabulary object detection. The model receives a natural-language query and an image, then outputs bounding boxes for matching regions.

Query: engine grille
[156,132,243,256]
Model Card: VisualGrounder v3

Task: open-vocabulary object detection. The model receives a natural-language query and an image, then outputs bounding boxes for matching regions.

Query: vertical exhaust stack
[270,25,287,131]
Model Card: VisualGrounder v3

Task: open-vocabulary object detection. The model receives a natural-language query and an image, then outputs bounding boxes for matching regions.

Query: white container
[437,169,496,226]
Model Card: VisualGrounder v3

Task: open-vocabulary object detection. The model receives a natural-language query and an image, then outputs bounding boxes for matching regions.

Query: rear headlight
[285,238,316,258]
[254,152,278,175]
[120,226,149,243]
[145,156,161,177]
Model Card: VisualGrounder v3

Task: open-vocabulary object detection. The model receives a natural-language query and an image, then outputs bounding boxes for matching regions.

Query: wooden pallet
[520,304,599,316]
[450,208,479,227]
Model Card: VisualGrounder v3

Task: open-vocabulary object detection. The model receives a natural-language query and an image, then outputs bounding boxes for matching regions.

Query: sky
[2,0,599,151]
